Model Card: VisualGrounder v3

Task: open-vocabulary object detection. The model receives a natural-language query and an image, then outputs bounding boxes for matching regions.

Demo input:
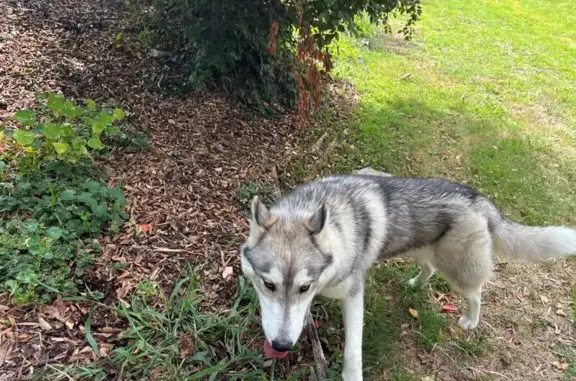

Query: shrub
[0,94,138,304]
[141,0,422,115]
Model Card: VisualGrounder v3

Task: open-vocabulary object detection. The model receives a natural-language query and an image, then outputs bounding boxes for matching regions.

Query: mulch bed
[0,0,310,378]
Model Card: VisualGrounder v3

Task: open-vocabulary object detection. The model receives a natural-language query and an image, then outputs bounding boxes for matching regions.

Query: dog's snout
[271,339,293,352]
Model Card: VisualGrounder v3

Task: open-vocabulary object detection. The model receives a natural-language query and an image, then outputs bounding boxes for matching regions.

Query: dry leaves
[441,304,458,313]
[179,335,196,358]
[0,0,303,378]
[222,266,234,280]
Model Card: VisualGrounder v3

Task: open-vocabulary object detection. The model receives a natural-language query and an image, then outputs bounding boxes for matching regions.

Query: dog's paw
[458,316,478,330]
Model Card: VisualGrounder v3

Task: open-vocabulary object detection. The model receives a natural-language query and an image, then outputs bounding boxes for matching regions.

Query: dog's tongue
[263,340,289,359]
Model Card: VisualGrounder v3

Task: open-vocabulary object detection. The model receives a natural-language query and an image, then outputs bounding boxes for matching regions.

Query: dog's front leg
[342,284,364,381]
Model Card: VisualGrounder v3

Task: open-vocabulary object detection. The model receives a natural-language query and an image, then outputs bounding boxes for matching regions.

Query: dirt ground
[415,259,575,381]
[0,1,574,380]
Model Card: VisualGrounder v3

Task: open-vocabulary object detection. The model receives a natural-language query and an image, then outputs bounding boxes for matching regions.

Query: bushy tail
[492,220,576,261]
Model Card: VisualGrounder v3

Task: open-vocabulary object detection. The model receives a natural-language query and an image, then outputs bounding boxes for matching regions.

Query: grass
[38,275,276,381]
[556,344,576,381]
[305,0,576,378]
[362,264,446,379]
[331,0,576,226]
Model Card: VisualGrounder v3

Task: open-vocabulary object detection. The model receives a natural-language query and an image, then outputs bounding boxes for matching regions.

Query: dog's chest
[318,276,354,299]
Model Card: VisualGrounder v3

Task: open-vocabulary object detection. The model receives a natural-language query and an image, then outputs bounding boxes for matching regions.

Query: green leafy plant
[140,0,422,113]
[6,93,125,172]
[0,94,141,304]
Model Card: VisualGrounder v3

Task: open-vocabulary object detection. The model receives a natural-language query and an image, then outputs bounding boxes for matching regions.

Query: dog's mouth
[263,340,289,359]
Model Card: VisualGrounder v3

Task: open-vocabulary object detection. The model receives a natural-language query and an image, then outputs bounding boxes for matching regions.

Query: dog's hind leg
[433,216,493,330]
[406,247,436,287]
[457,289,482,330]
[408,261,436,287]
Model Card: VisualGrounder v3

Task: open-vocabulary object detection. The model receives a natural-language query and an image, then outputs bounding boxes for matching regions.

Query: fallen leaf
[441,304,458,313]
[100,327,122,334]
[99,343,113,357]
[552,361,569,370]
[38,317,52,331]
[452,325,464,337]
[151,368,163,380]
[137,224,153,233]
[167,119,176,125]
[79,346,93,354]
[556,309,567,317]
[408,308,419,319]
[222,266,234,280]
[540,295,549,304]
[417,353,434,365]
[65,321,75,329]
[179,334,195,358]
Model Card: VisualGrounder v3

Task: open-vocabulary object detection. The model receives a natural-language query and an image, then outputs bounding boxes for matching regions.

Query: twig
[152,247,188,253]
[305,313,328,380]
[45,364,76,381]
[269,166,328,380]
[270,166,282,200]
[467,366,510,380]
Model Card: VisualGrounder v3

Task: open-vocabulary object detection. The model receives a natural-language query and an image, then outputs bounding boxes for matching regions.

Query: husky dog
[240,169,576,380]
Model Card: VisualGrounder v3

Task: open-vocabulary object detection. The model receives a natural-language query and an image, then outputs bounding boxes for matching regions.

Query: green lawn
[322,0,576,378]
[333,0,576,226]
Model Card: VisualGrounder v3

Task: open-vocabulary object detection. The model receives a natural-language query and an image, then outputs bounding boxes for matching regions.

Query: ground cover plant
[0,94,132,304]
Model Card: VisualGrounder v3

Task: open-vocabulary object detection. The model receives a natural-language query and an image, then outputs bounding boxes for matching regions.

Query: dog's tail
[485,202,576,261]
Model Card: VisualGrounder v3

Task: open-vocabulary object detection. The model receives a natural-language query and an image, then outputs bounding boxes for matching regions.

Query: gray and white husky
[240,168,576,380]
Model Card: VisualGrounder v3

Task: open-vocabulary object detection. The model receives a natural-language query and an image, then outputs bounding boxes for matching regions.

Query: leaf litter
[0,0,305,378]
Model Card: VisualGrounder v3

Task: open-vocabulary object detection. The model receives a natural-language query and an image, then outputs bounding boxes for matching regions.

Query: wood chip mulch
[0,0,308,378]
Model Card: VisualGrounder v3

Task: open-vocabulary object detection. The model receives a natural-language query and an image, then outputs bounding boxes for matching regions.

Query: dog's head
[240,196,334,353]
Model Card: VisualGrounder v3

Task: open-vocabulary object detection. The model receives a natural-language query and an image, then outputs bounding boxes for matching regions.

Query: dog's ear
[251,196,278,229]
[305,205,327,235]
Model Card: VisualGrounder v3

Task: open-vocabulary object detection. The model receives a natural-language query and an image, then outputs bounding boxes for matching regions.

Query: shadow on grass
[308,95,576,226]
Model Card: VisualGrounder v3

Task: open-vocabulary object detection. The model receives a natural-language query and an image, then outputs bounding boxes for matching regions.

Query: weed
[236,179,276,216]
[136,279,160,297]
[0,94,145,303]
[555,344,576,381]
[36,275,274,381]
[429,273,451,294]
[361,263,445,378]
[451,336,489,359]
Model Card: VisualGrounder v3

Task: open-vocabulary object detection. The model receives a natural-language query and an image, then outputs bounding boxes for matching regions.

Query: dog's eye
[299,284,310,293]
[264,281,275,292]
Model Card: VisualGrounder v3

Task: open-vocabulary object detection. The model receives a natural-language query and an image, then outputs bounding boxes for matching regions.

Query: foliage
[6,93,126,170]
[235,179,276,217]
[0,94,141,304]
[141,0,421,115]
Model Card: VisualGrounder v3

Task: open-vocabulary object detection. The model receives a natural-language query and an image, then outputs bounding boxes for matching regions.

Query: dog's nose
[271,339,293,352]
